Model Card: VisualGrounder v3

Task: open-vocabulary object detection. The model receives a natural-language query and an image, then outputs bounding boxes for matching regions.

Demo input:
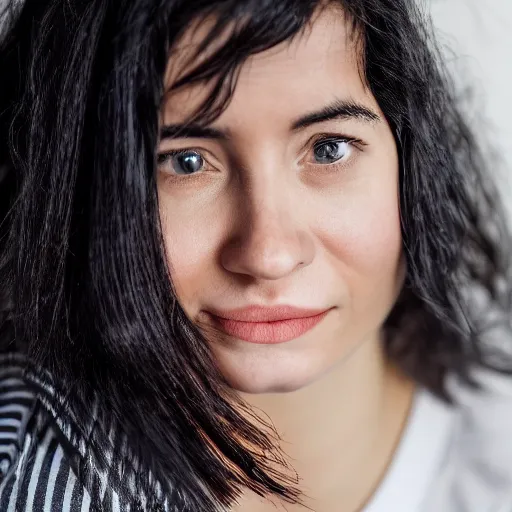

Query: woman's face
[158,8,404,394]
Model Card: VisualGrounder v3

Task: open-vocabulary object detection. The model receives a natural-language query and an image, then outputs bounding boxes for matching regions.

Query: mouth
[205,305,332,344]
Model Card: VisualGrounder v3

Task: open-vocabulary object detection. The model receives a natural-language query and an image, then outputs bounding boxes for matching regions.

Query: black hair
[0,0,511,510]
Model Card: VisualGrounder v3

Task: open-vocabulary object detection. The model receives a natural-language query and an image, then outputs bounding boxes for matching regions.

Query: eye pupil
[314,141,348,164]
[174,151,203,174]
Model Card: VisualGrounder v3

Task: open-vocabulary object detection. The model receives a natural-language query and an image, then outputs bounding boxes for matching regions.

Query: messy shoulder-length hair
[0,0,511,510]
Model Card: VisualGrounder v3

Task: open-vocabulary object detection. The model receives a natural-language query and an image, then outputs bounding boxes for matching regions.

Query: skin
[159,7,415,512]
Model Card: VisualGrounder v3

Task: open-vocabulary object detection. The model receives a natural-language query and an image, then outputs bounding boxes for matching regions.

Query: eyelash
[311,133,365,148]
[309,133,365,155]
[157,149,194,165]
[157,133,367,178]
[157,149,216,187]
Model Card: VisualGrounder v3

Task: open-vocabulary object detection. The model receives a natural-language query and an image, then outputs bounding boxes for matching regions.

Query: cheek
[158,200,219,304]
[317,163,403,310]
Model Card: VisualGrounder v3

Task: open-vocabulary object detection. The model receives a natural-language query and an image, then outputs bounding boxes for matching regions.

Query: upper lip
[207,305,331,322]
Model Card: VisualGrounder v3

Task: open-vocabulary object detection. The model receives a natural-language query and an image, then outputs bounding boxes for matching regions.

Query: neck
[236,336,416,511]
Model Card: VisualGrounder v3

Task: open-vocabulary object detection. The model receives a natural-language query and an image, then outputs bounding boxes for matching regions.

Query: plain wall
[430,0,512,215]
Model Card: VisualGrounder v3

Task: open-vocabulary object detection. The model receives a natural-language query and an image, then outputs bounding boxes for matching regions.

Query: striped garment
[0,352,204,512]
[0,353,92,511]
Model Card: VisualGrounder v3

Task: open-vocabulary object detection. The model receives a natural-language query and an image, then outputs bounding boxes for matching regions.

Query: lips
[205,305,332,344]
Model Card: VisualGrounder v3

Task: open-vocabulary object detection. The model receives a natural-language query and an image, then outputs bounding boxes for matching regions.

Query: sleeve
[0,358,92,512]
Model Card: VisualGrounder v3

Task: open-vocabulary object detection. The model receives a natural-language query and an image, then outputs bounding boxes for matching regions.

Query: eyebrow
[291,99,381,131]
[159,99,381,141]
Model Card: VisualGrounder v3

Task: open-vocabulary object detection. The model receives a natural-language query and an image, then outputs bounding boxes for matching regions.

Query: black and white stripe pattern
[0,362,33,481]
[0,352,194,511]
[0,353,94,511]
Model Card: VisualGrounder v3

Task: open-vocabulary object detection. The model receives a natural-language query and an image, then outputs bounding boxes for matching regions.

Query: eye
[158,150,205,175]
[313,139,351,164]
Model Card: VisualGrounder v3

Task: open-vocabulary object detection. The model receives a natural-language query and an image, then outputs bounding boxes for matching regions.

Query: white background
[430,0,512,215]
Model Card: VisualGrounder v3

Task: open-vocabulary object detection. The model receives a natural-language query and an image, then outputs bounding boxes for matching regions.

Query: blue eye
[159,150,204,175]
[313,140,350,164]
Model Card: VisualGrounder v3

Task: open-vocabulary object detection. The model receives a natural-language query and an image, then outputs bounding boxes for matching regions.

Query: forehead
[162,7,374,126]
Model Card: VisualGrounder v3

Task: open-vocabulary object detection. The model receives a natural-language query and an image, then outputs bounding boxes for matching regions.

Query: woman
[0,0,512,511]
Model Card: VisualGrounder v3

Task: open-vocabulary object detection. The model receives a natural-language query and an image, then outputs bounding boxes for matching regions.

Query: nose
[220,181,315,281]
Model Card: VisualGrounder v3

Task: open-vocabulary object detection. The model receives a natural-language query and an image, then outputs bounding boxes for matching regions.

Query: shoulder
[0,352,171,512]
[448,366,512,462]
[0,353,92,512]
[422,367,512,512]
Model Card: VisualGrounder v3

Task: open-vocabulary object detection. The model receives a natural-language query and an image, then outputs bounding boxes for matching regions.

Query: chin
[229,378,309,394]
[217,355,325,394]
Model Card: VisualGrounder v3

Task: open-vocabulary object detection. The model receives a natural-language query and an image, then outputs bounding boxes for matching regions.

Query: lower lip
[209,310,331,344]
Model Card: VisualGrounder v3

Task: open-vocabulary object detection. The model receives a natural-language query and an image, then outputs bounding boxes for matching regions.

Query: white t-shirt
[365,369,512,512]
